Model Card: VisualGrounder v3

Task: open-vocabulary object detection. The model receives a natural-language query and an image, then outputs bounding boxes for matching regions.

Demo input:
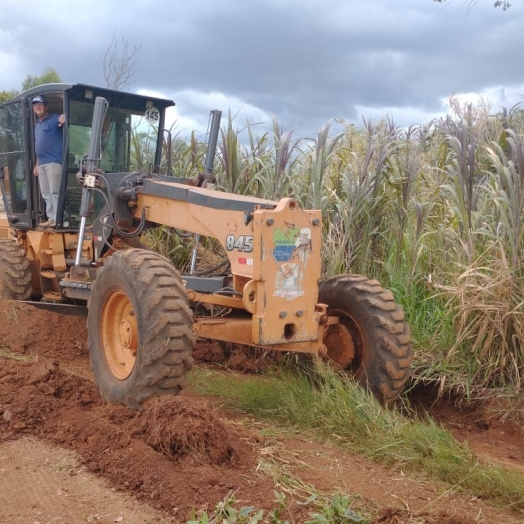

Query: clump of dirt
[134,396,246,465]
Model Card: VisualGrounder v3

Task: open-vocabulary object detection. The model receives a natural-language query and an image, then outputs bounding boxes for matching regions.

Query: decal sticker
[273,228,312,300]
[272,227,312,263]
[292,228,313,263]
[238,257,253,265]
[274,262,304,300]
[272,227,299,262]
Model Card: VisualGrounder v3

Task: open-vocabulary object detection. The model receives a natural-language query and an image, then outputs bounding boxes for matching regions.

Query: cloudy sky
[1,0,523,139]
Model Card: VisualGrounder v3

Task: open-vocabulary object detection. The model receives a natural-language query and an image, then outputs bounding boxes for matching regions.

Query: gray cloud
[1,0,523,137]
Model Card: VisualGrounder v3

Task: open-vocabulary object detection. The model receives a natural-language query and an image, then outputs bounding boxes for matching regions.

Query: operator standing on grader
[32,95,66,228]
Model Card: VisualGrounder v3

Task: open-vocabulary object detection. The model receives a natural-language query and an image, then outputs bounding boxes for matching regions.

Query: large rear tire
[0,239,32,300]
[87,249,194,408]
[319,274,412,402]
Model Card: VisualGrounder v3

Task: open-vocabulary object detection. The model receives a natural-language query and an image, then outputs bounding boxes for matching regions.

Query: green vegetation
[189,362,524,515]
[188,491,366,523]
[0,67,62,103]
[21,67,61,91]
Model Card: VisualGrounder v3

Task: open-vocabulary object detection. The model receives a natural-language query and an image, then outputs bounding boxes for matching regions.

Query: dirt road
[0,299,523,524]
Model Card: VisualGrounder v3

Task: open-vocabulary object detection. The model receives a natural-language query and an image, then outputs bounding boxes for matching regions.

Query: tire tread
[319,274,413,401]
[88,249,194,408]
[0,239,32,300]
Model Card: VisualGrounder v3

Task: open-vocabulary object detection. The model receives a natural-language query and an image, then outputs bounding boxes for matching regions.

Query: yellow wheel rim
[324,309,362,372]
[100,289,138,380]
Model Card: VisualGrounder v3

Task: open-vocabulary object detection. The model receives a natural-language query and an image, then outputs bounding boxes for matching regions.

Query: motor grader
[0,83,412,408]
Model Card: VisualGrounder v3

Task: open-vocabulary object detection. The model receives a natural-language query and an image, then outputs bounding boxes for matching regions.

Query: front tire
[0,239,32,300]
[88,249,194,408]
[319,274,413,402]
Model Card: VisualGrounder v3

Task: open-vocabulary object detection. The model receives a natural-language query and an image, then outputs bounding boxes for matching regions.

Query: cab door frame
[0,98,36,229]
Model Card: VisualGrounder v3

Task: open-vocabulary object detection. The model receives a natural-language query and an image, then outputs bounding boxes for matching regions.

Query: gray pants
[38,162,61,222]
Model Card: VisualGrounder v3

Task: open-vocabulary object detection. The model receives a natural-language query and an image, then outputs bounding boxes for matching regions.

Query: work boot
[39,219,54,228]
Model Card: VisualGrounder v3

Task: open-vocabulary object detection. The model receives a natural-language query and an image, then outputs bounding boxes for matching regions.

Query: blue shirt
[34,113,63,165]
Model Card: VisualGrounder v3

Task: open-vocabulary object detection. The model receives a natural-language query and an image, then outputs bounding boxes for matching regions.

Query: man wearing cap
[32,95,66,228]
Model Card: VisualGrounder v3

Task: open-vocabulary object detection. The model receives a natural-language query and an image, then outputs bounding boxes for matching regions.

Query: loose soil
[0,299,523,524]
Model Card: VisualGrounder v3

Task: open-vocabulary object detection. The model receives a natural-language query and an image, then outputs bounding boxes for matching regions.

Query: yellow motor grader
[0,83,412,408]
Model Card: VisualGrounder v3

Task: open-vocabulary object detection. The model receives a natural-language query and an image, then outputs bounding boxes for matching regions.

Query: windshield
[67,100,160,173]
[60,99,162,229]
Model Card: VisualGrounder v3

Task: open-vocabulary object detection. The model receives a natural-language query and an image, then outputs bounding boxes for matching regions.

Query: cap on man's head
[32,95,47,105]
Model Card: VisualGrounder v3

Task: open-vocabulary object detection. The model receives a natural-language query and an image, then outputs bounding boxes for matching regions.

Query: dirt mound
[136,397,243,464]
[0,357,275,518]
[0,359,250,468]
[0,301,87,359]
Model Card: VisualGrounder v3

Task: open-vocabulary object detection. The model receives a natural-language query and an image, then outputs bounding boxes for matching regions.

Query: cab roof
[2,83,176,112]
